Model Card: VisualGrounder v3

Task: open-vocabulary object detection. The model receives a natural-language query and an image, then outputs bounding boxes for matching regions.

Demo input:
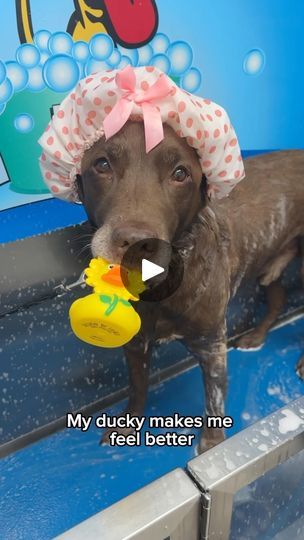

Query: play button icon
[121,238,184,302]
[142,259,165,282]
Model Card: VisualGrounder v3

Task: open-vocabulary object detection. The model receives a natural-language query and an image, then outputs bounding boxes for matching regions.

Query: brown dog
[76,120,304,452]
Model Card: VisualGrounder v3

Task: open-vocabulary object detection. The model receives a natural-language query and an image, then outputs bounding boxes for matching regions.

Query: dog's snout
[111,225,157,255]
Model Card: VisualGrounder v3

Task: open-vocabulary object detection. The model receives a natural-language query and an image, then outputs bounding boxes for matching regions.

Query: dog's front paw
[235,330,265,351]
[296,356,304,381]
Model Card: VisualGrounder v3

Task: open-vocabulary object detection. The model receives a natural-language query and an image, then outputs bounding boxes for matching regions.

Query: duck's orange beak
[101,266,128,287]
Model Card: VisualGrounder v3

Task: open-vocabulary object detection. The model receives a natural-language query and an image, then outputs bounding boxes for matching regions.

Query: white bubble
[85,57,108,76]
[243,49,265,76]
[181,67,202,93]
[43,55,80,92]
[5,61,29,92]
[118,56,132,69]
[48,32,74,55]
[0,61,6,85]
[117,45,138,66]
[39,52,50,66]
[89,33,114,60]
[167,41,193,76]
[73,41,90,63]
[14,113,34,133]
[16,44,40,68]
[137,44,153,66]
[34,30,51,51]
[27,66,45,92]
[107,49,121,68]
[150,54,171,74]
[150,33,170,54]
[0,78,13,104]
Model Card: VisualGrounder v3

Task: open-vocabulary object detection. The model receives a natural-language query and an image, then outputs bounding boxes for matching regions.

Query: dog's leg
[236,280,286,350]
[185,330,227,453]
[101,337,151,444]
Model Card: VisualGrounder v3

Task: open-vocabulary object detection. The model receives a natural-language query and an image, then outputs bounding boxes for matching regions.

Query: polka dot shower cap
[38,65,245,201]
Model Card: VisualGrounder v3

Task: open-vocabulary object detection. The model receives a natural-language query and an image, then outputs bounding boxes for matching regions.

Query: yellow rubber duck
[69,257,145,348]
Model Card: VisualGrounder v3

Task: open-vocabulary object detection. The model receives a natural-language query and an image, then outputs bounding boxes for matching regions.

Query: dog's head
[77,121,206,263]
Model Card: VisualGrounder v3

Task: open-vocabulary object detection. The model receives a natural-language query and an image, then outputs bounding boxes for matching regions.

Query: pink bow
[103,66,173,152]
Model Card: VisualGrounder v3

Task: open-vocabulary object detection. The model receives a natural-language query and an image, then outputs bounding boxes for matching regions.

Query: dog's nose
[111,225,157,255]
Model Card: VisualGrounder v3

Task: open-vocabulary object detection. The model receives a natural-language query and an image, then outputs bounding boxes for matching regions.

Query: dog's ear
[200,175,208,206]
[75,174,85,202]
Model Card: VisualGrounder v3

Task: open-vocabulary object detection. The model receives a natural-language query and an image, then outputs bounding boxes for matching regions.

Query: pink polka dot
[224,124,228,134]
[168,111,176,118]
[206,114,213,122]
[86,77,93,83]
[178,101,186,112]
[238,155,242,161]
[215,109,222,117]
[45,172,52,180]
[94,97,102,106]
[45,125,50,132]
[51,162,59,167]
[219,170,227,177]
[214,129,220,138]
[204,130,209,138]
[73,127,80,135]
[76,98,82,106]
[209,145,216,154]
[67,142,74,151]
[202,160,212,167]
[234,170,240,178]
[196,130,202,139]
[54,151,61,159]
[176,130,182,137]
[70,93,76,100]
[82,89,88,97]
[171,86,177,96]
[57,110,64,119]
[107,90,115,96]
[229,138,237,147]
[85,118,93,126]
[204,99,211,105]
[51,185,59,193]
[107,77,114,83]
[186,117,193,128]
[47,136,54,145]
[64,182,70,187]
[141,81,149,91]
[101,77,108,82]
[88,110,96,119]
[41,153,46,161]
[104,105,112,114]
[145,66,154,72]
[225,154,233,163]
[75,143,82,150]
[62,126,69,135]
[187,136,194,145]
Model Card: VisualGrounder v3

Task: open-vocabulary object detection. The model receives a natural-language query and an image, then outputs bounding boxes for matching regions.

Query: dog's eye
[94,157,111,173]
[171,166,190,183]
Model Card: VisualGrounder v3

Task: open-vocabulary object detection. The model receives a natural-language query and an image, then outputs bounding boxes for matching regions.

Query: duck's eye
[94,157,111,173]
[108,264,114,269]
[171,166,190,183]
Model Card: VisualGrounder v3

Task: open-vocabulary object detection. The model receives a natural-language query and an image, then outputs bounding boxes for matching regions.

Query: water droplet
[137,44,153,66]
[27,65,45,92]
[150,33,170,54]
[243,49,265,76]
[167,41,193,76]
[5,61,29,92]
[89,33,114,60]
[48,31,74,55]
[181,67,201,93]
[16,43,40,68]
[43,55,80,92]
[34,29,51,51]
[150,54,171,74]
[72,41,90,63]
[14,113,34,133]
[0,78,13,104]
